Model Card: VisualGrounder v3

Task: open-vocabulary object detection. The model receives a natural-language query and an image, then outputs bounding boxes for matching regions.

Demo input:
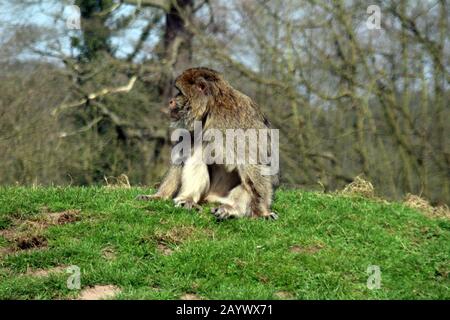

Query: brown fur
[137,67,278,220]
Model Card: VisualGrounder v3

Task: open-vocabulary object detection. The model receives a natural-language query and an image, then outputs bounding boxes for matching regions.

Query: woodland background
[0,0,448,205]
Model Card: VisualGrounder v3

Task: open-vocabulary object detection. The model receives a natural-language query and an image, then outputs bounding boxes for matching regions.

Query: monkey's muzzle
[168,98,181,120]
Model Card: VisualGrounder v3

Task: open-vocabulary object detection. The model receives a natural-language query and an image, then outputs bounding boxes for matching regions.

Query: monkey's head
[168,67,226,130]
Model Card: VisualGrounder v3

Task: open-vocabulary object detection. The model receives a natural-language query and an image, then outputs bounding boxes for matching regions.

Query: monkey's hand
[211,205,241,220]
[174,198,202,211]
[211,206,278,221]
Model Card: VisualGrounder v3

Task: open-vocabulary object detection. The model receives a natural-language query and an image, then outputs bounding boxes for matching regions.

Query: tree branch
[52,76,137,116]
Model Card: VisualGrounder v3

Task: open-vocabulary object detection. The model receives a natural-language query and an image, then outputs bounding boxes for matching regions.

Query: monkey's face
[168,92,195,130]
[168,93,186,121]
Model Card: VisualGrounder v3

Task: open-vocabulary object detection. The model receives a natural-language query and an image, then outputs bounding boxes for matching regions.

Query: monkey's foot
[260,212,279,220]
[174,198,201,210]
[211,205,241,220]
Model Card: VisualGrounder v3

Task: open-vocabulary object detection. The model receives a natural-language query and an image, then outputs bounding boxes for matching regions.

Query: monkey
[136,67,278,220]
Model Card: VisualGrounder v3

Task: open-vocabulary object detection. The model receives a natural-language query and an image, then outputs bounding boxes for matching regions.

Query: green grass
[0,187,448,299]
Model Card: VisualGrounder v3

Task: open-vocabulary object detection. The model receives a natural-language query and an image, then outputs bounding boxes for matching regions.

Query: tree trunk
[162,0,194,97]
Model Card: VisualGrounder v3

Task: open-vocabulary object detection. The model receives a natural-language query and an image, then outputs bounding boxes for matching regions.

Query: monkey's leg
[135,165,182,201]
[238,165,278,220]
[173,153,210,209]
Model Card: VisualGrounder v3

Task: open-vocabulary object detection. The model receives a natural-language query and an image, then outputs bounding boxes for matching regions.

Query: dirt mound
[16,235,47,250]
[45,210,81,225]
[0,209,81,254]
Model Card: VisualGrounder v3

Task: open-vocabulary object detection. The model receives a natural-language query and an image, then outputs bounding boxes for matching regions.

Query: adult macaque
[137,68,278,220]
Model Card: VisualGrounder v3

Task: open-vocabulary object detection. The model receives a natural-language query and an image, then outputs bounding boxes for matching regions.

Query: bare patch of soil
[78,285,121,300]
[157,243,174,255]
[45,210,81,225]
[0,209,81,254]
[180,293,202,300]
[16,235,47,250]
[274,291,294,299]
[101,246,116,260]
[0,225,47,252]
[0,247,15,256]
[26,265,66,277]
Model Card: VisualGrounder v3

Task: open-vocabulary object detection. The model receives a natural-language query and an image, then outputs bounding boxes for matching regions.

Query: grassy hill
[0,187,448,299]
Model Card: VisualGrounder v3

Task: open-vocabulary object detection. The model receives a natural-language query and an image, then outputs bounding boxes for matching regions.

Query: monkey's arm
[135,165,182,201]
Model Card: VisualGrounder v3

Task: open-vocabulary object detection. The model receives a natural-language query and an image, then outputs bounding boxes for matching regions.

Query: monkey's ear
[195,77,209,94]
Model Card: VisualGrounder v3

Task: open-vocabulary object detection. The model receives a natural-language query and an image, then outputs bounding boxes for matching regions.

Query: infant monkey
[137,67,278,220]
